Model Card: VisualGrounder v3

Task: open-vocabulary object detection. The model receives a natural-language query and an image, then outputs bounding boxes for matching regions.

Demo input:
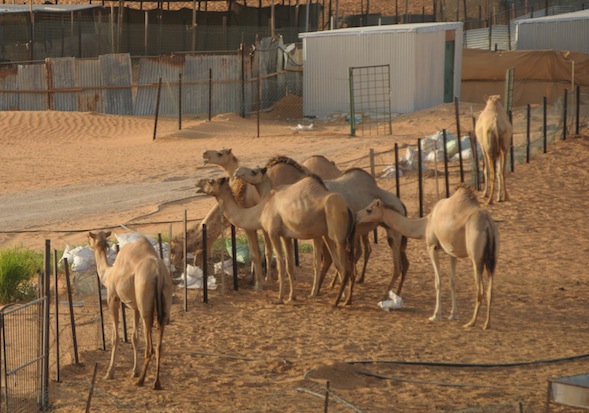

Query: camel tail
[154,275,165,327]
[345,208,356,259]
[483,216,497,276]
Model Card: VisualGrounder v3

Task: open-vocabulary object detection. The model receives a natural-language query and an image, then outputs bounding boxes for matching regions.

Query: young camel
[234,165,409,299]
[356,186,499,329]
[88,231,173,389]
[475,95,512,204]
[195,176,356,306]
[201,148,267,290]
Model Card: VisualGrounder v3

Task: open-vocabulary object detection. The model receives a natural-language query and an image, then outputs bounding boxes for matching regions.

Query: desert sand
[1,101,588,413]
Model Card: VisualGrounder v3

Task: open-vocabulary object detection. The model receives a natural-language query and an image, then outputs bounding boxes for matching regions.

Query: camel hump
[266,155,308,174]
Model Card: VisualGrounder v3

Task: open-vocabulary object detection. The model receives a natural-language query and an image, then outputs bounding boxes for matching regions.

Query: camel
[475,95,512,204]
[234,164,410,299]
[301,155,343,180]
[195,176,356,306]
[201,148,267,290]
[88,231,173,389]
[169,203,229,272]
[356,185,499,329]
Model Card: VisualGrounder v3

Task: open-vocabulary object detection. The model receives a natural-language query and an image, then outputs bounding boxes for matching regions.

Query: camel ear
[88,231,96,239]
[105,231,111,238]
[375,199,382,208]
[260,167,267,174]
[225,148,232,154]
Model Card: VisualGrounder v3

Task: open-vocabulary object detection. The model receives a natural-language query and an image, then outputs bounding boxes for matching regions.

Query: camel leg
[136,313,154,387]
[311,239,329,297]
[383,229,405,299]
[329,239,354,306]
[261,230,274,282]
[129,308,140,378]
[464,259,485,328]
[482,151,492,200]
[281,237,296,302]
[427,245,443,322]
[497,148,508,202]
[152,320,165,390]
[448,257,458,320]
[269,234,285,304]
[244,229,264,291]
[356,234,370,284]
[482,272,494,330]
[105,296,120,380]
[486,154,496,205]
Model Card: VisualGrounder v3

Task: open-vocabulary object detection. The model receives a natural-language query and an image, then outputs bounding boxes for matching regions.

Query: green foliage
[0,246,43,304]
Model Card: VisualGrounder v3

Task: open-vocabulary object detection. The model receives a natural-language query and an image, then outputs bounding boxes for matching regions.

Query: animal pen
[0,85,587,410]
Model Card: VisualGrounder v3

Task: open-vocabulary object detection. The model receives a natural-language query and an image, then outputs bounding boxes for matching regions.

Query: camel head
[202,148,234,166]
[233,166,267,185]
[88,230,111,251]
[356,199,385,225]
[195,177,229,196]
[486,95,502,107]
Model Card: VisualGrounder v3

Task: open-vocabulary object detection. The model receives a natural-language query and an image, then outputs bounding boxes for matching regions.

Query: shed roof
[299,22,462,39]
[517,8,589,24]
[0,4,100,15]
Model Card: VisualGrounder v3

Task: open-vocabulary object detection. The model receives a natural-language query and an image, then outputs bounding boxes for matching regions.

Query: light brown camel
[88,231,173,389]
[169,203,229,272]
[475,95,512,204]
[200,148,267,290]
[301,155,343,180]
[234,164,410,300]
[356,186,499,329]
[195,176,356,306]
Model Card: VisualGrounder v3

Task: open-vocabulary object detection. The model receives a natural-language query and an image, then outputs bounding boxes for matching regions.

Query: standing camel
[234,165,410,299]
[476,95,512,204]
[301,155,343,180]
[356,186,499,329]
[195,176,356,306]
[88,231,173,389]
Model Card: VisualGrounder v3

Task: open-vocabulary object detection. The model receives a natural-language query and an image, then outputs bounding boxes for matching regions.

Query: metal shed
[299,22,463,118]
[516,9,589,54]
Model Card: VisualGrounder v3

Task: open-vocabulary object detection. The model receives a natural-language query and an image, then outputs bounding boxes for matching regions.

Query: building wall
[516,10,589,54]
[301,23,462,118]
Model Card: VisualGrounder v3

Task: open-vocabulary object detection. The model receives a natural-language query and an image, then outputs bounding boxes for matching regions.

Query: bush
[0,246,43,304]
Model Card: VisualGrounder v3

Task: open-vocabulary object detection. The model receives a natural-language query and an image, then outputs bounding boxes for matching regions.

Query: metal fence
[0,297,48,413]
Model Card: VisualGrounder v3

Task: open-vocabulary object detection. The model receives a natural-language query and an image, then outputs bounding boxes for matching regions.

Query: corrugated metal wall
[0,51,269,116]
[516,12,589,54]
[301,23,462,117]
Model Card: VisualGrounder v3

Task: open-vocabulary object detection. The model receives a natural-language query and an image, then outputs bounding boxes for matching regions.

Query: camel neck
[383,209,428,240]
[215,187,263,231]
[93,248,111,284]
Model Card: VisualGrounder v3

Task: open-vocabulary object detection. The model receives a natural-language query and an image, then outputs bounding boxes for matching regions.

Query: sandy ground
[1,102,589,413]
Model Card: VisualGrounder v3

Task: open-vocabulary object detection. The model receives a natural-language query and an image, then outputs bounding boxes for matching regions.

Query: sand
[1,102,589,412]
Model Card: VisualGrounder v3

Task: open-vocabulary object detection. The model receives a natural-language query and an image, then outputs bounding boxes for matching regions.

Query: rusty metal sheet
[99,53,133,115]
[0,66,19,110]
[133,55,184,116]
[46,57,76,111]
[76,59,102,113]
[17,63,47,111]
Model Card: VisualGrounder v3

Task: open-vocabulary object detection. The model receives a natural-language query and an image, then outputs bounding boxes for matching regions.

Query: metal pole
[231,225,238,290]
[526,104,531,163]
[153,77,162,140]
[576,84,580,135]
[442,129,450,198]
[53,249,60,382]
[455,97,464,182]
[64,258,82,361]
[563,88,568,140]
[418,139,423,217]
[509,110,514,172]
[208,68,213,121]
[394,143,400,198]
[183,209,188,312]
[42,240,50,409]
[178,73,182,130]
[543,96,548,153]
[202,224,208,303]
[115,244,128,343]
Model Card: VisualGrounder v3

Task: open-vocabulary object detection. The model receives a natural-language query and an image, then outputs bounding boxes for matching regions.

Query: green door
[444,40,455,103]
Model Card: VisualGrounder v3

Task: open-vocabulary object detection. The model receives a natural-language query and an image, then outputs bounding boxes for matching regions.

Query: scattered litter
[377,290,403,311]
[290,123,314,131]
[177,264,217,290]
[214,259,233,276]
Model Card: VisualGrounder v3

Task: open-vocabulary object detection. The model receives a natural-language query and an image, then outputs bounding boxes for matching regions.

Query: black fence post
[509,110,514,172]
[64,258,83,359]
[208,68,213,122]
[543,96,548,153]
[53,249,60,383]
[202,224,208,304]
[576,84,580,135]
[231,225,238,291]
[526,104,531,163]
[454,97,464,183]
[183,209,188,312]
[418,138,423,217]
[178,73,182,130]
[153,77,162,141]
[394,143,400,198]
[442,129,450,198]
[563,88,568,141]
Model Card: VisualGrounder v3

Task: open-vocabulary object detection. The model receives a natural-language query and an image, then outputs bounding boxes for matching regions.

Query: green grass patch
[0,246,43,304]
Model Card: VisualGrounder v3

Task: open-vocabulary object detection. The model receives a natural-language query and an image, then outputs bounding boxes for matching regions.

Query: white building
[299,22,463,118]
[516,9,589,54]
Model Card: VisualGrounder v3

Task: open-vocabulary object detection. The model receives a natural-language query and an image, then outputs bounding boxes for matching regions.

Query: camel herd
[89,95,512,389]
